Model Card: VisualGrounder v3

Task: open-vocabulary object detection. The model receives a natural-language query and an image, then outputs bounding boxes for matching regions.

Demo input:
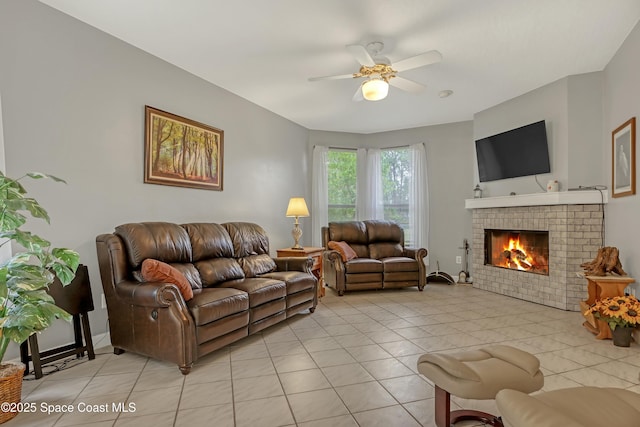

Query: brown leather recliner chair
[96,221,316,374]
[322,220,427,296]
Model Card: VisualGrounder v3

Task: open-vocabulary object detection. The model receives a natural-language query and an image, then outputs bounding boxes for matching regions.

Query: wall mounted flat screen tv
[475,120,550,182]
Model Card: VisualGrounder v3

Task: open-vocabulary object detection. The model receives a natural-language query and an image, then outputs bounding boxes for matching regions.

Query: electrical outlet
[456,256,462,264]
[101,294,107,309]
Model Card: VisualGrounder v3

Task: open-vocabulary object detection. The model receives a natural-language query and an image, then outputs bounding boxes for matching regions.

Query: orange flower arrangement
[585,295,640,330]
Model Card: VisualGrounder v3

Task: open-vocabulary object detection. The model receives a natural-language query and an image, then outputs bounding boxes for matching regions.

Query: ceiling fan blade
[389,76,426,93]
[393,50,442,72]
[346,44,375,67]
[308,73,354,82]
[352,85,364,102]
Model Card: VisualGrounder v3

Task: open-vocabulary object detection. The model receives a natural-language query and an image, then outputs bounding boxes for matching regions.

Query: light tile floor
[10,284,640,426]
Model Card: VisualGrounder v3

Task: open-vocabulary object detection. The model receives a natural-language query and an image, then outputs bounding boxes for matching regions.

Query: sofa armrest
[116,279,184,308]
[325,249,344,264]
[404,247,428,290]
[273,257,313,274]
[323,250,347,295]
[404,247,428,260]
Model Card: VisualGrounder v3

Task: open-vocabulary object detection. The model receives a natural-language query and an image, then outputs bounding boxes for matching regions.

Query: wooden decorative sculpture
[580,246,626,276]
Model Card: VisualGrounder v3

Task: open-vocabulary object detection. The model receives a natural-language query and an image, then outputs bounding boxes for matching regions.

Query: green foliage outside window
[327,150,356,221]
[327,148,414,245]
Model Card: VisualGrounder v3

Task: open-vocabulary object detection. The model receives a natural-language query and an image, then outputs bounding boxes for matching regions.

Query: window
[316,144,427,250]
[381,147,411,241]
[327,149,356,222]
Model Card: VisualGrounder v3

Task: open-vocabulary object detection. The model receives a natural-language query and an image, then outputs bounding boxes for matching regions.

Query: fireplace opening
[484,229,549,275]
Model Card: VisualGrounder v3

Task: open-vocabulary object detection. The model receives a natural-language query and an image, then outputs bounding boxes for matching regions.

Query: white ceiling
[39,0,640,134]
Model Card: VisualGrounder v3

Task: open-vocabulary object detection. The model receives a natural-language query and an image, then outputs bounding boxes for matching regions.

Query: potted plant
[0,171,79,423]
[584,294,640,347]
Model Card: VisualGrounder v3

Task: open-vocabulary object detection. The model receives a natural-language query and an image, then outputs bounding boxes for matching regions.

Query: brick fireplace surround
[466,191,607,311]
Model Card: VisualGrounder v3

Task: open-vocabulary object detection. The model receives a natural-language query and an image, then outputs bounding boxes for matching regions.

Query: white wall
[567,72,604,189]
[603,19,640,295]
[473,77,569,197]
[309,121,475,276]
[472,73,605,197]
[0,0,310,358]
[0,93,11,264]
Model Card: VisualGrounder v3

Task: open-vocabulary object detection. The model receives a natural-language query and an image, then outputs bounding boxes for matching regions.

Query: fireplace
[466,191,607,311]
[485,229,549,275]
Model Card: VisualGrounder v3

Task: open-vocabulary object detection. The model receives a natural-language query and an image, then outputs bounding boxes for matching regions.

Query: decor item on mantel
[285,197,310,250]
[0,171,79,423]
[584,295,640,347]
[473,184,482,198]
[580,246,626,276]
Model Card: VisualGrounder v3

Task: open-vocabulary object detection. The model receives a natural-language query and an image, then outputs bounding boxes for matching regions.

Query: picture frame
[612,117,636,198]
[144,106,224,191]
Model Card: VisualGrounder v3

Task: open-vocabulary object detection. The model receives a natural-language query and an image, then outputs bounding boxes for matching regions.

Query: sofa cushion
[182,223,235,261]
[345,258,383,274]
[223,222,270,258]
[187,288,249,326]
[219,278,285,308]
[328,241,358,262]
[195,258,245,286]
[262,270,316,294]
[382,257,419,272]
[170,263,203,289]
[328,221,368,244]
[369,243,404,260]
[365,220,404,244]
[239,254,276,277]
[115,222,192,268]
[141,258,194,301]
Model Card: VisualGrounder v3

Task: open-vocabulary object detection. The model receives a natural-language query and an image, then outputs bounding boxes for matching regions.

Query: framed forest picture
[144,106,224,191]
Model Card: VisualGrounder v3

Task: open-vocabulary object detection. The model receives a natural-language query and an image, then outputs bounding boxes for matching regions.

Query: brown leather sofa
[96,221,317,375]
[321,220,427,296]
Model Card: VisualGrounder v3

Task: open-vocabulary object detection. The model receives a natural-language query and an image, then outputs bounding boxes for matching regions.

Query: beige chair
[417,345,543,427]
[496,386,640,427]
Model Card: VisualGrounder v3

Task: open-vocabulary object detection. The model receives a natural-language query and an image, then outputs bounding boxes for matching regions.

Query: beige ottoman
[417,345,544,427]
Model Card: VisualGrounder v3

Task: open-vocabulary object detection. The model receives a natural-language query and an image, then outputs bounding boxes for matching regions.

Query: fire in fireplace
[484,229,549,275]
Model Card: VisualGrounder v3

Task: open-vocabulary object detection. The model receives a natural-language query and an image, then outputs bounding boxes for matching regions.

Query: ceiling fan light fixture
[361,78,389,101]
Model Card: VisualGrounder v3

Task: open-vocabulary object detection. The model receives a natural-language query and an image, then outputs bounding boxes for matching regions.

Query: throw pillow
[141,258,194,301]
[328,241,358,262]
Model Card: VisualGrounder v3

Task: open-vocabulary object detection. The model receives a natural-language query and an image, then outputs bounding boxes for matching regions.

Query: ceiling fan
[308,41,442,101]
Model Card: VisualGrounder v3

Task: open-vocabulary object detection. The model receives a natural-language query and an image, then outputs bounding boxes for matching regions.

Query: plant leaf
[3,230,51,251]
[26,172,67,184]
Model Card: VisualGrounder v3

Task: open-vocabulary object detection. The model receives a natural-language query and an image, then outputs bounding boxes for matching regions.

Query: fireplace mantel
[465,190,608,209]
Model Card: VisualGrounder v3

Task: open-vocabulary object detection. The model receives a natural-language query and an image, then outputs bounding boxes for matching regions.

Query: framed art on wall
[612,117,636,198]
[144,106,224,191]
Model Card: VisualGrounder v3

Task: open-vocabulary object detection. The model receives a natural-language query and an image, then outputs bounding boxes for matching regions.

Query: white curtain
[409,143,429,263]
[311,146,329,247]
[356,148,383,220]
[355,148,367,220]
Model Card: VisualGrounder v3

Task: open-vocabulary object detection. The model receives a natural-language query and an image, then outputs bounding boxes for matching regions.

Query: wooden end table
[276,246,325,298]
[580,274,636,339]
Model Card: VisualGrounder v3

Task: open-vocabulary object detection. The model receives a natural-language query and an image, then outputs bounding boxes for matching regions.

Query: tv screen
[475,120,550,182]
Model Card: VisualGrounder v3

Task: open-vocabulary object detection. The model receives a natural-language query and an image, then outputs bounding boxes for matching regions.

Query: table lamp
[285,197,309,250]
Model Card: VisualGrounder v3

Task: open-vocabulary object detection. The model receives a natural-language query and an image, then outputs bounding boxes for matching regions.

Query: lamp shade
[362,78,389,101]
[286,197,310,217]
